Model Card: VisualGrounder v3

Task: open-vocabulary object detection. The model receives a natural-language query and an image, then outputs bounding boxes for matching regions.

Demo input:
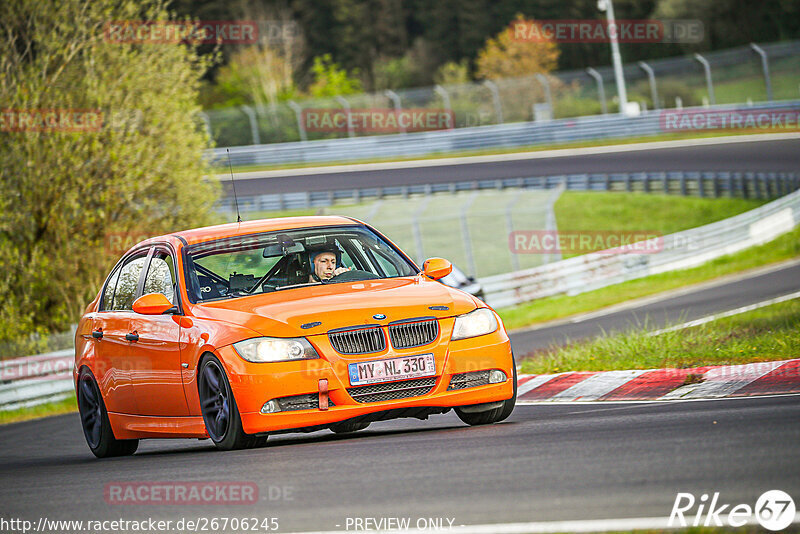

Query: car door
[129,246,190,416]
[91,251,149,414]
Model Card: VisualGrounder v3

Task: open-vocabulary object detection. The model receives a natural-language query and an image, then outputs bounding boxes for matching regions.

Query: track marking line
[648,289,800,336]
[516,391,800,405]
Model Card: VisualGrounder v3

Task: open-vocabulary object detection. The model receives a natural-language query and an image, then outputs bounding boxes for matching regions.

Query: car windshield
[184,225,418,302]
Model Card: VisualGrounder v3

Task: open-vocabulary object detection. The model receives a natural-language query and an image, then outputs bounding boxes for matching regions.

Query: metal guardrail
[0,350,73,411]
[481,187,800,309]
[216,170,800,214]
[209,100,800,168]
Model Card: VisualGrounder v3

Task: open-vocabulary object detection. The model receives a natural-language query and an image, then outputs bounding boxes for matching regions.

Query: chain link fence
[322,186,564,279]
[203,40,800,147]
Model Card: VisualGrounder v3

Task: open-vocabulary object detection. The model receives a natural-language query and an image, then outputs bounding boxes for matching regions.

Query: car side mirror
[422,258,452,280]
[133,293,175,315]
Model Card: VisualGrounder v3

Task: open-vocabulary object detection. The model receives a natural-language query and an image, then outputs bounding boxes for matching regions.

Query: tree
[213,45,297,108]
[308,54,363,97]
[475,14,560,80]
[0,0,219,348]
[434,59,472,85]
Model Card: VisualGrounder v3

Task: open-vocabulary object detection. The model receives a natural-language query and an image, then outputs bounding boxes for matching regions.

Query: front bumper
[219,323,514,435]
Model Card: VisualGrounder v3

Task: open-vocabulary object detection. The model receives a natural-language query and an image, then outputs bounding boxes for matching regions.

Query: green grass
[0,396,77,426]
[554,192,766,258]
[221,129,779,173]
[519,298,800,374]
[712,58,800,103]
[556,192,766,236]
[499,225,800,330]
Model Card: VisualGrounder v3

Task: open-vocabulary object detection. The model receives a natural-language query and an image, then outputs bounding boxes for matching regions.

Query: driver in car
[308,246,350,283]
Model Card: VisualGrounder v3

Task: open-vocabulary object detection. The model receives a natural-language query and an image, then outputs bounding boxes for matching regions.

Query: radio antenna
[226,148,242,223]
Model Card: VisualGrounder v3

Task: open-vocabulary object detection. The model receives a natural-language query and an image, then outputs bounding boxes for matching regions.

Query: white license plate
[348,354,435,386]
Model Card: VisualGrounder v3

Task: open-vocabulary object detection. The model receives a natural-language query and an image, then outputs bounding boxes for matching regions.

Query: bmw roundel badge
[373,313,386,320]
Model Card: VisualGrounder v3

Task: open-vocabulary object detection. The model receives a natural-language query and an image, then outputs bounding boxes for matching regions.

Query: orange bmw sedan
[74,217,516,457]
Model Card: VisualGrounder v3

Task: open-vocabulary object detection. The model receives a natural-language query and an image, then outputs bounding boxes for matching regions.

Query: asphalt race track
[509,260,800,355]
[0,396,798,532]
[223,136,800,197]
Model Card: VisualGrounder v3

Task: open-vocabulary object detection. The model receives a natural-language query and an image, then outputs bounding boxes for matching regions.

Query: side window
[111,255,147,311]
[143,251,176,303]
[101,267,121,311]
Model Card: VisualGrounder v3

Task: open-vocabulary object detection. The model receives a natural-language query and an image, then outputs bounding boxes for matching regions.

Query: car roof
[149,216,363,247]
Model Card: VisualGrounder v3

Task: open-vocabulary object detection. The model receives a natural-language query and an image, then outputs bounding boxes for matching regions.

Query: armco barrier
[209,100,800,168]
[481,187,800,309]
[0,350,73,411]
[216,170,800,214]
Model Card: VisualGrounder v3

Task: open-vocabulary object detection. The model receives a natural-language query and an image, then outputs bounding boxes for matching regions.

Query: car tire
[198,354,261,451]
[77,369,139,458]
[330,421,370,434]
[455,354,517,426]
[495,353,518,422]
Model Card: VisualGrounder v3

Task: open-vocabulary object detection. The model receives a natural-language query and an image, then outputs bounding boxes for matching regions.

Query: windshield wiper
[221,290,251,298]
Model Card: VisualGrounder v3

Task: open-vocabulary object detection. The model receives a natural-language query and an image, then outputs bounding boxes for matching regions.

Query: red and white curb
[516,358,800,402]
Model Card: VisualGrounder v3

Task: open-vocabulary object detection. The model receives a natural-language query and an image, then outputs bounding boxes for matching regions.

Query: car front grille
[388,319,439,349]
[347,377,437,403]
[277,394,335,411]
[447,370,491,391]
[329,327,386,354]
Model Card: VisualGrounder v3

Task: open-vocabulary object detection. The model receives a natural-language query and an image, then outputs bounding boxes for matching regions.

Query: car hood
[190,276,480,338]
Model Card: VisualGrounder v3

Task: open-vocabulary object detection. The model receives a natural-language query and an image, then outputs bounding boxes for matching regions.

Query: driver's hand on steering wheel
[332,266,351,276]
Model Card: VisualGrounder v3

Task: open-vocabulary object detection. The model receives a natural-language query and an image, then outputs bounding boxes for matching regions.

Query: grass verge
[499,226,800,330]
[519,298,800,375]
[554,192,766,258]
[0,396,77,426]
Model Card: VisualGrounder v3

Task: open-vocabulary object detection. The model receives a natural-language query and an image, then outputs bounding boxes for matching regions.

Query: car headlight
[451,308,498,340]
[233,337,320,363]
